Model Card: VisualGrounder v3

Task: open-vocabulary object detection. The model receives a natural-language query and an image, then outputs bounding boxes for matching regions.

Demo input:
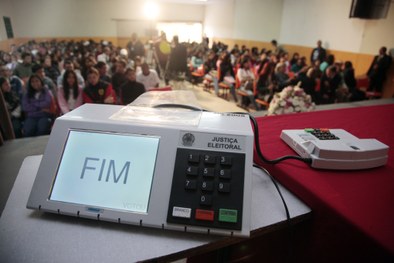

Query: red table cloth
[254,104,394,261]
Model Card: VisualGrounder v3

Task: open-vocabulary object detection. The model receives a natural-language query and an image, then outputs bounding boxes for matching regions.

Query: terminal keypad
[306,128,340,140]
[167,149,245,230]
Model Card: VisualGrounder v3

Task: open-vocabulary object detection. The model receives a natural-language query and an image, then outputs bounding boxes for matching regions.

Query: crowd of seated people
[0,37,165,138]
[190,39,391,110]
[0,36,391,138]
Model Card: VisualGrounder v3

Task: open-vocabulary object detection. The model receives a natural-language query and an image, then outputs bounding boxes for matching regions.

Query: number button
[186,166,198,176]
[201,181,214,192]
[204,154,216,165]
[202,167,215,177]
[200,195,212,206]
[188,153,199,163]
[220,156,232,166]
[218,169,231,179]
[218,182,230,193]
[185,179,197,190]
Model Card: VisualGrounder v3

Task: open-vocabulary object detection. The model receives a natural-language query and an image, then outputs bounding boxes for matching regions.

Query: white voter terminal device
[27,104,254,237]
[281,128,389,170]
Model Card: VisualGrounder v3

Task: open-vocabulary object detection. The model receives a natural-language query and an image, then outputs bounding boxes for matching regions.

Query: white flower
[284,107,294,114]
[267,84,316,115]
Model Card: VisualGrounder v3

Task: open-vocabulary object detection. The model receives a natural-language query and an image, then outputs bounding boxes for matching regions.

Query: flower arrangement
[267,85,315,115]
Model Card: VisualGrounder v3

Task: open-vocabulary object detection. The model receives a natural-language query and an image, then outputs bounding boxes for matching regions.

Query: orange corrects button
[195,209,214,221]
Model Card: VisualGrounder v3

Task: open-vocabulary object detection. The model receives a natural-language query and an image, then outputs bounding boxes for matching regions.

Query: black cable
[253,163,290,223]
[223,111,312,165]
[154,100,298,259]
[248,113,312,165]
[254,163,295,262]
[153,104,312,165]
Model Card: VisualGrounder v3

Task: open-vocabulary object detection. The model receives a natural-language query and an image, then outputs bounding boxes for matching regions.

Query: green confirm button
[219,209,238,223]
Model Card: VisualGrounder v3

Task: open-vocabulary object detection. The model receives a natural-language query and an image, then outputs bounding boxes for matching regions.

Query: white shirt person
[136,63,160,91]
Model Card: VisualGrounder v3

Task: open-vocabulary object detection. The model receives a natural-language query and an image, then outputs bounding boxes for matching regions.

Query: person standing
[127,33,145,61]
[271,39,285,57]
[168,35,188,78]
[367,46,392,93]
[154,32,171,84]
[310,40,327,65]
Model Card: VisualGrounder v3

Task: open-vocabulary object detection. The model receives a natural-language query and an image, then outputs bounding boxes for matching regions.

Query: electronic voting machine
[281,128,389,170]
[27,104,254,237]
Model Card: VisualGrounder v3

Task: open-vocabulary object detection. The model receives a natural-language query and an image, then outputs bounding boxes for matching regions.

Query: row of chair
[191,64,270,111]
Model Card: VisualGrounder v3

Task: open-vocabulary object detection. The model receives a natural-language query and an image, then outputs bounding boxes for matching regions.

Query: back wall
[1,0,393,97]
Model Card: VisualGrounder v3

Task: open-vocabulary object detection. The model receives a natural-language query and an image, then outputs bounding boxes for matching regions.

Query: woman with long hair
[22,74,53,137]
[237,58,258,108]
[57,69,83,114]
[219,53,237,102]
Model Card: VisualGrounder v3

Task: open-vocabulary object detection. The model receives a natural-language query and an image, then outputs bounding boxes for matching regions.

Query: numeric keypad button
[204,154,216,165]
[202,167,215,177]
[185,179,197,190]
[201,181,214,192]
[188,153,200,163]
[186,166,198,176]
[200,195,212,206]
[218,182,230,193]
[220,156,232,166]
[218,169,231,179]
